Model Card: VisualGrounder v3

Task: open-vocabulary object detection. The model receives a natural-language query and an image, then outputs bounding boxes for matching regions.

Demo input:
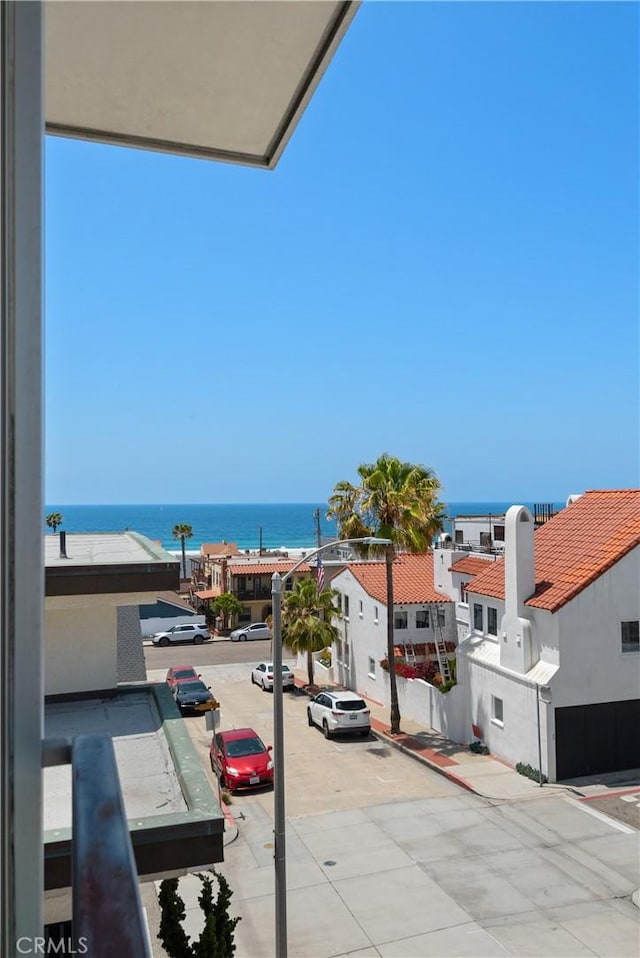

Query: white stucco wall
[462,653,550,774]
[552,547,640,708]
[331,570,385,701]
[45,591,157,696]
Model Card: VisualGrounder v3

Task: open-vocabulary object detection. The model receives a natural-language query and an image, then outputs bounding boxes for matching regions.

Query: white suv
[307,690,371,739]
[151,623,209,647]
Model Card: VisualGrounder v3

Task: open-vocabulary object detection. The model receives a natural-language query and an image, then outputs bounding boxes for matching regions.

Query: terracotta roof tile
[448,556,499,577]
[346,553,451,605]
[467,490,640,612]
[227,562,311,575]
[201,542,240,557]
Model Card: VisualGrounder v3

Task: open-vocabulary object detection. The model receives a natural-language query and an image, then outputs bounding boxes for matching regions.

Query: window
[359,599,364,618]
[416,609,429,629]
[473,603,483,631]
[494,524,505,541]
[621,621,639,654]
[285,579,293,591]
[394,610,408,630]
[335,593,342,611]
[492,696,504,725]
[437,608,446,628]
[238,606,251,623]
[455,529,463,544]
[460,583,468,604]
[368,657,376,677]
[487,606,498,636]
[344,595,350,618]
[374,605,379,623]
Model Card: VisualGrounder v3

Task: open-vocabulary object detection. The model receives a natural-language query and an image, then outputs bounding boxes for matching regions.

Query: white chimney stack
[501,505,535,672]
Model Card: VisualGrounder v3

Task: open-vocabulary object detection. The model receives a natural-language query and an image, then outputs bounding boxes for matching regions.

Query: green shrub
[317,647,332,668]
[516,761,547,784]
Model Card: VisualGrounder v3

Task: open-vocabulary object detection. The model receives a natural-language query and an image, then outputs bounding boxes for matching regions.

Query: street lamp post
[271,536,392,958]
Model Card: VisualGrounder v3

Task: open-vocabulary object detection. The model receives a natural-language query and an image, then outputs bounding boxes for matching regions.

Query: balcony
[235,587,272,601]
[42,684,225,943]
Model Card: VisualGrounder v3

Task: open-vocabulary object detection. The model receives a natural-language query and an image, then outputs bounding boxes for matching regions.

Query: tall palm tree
[172,523,193,580]
[328,453,445,734]
[46,512,63,534]
[282,578,343,687]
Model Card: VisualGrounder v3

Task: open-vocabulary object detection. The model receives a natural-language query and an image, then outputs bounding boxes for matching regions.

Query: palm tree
[46,512,63,534]
[282,578,343,687]
[172,523,193,580]
[328,453,445,734]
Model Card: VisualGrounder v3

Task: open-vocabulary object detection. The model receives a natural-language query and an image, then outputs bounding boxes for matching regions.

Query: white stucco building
[461,490,640,782]
[330,553,456,701]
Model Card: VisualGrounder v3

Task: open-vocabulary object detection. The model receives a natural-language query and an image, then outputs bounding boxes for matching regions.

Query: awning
[194,589,217,600]
[45,1,360,169]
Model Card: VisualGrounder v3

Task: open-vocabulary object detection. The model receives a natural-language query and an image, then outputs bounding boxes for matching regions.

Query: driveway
[147,662,640,957]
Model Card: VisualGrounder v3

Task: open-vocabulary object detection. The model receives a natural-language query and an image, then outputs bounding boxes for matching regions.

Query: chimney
[501,505,535,672]
[59,530,69,559]
[505,505,535,620]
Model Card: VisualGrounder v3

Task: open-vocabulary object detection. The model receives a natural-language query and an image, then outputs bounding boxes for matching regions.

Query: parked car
[151,623,210,647]
[166,665,201,688]
[229,622,271,642]
[209,727,273,792]
[172,679,218,714]
[251,662,295,691]
[307,690,371,739]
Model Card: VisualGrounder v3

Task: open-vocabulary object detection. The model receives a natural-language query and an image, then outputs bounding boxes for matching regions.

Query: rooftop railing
[42,734,151,957]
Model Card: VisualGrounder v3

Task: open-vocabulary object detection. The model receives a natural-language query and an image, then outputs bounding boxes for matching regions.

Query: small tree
[172,523,194,579]
[158,871,240,958]
[210,593,243,632]
[46,512,63,534]
[158,878,191,958]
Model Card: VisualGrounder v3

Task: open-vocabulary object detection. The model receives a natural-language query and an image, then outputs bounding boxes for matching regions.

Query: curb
[370,724,478,795]
[221,800,239,845]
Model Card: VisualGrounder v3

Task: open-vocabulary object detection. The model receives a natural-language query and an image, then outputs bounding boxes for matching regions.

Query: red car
[210,728,273,792]
[166,665,200,688]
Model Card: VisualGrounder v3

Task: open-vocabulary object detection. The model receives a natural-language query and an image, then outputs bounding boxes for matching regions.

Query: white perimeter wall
[461,652,551,775]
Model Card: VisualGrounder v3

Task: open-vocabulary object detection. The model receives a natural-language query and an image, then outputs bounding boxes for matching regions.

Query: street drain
[323,860,336,867]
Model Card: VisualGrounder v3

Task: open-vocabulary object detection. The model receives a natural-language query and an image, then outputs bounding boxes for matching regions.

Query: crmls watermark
[16,938,89,955]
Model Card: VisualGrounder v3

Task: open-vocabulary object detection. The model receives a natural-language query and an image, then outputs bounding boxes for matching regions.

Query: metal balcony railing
[43,734,151,957]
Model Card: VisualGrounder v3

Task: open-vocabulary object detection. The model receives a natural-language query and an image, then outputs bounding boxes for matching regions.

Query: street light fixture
[270,536,392,958]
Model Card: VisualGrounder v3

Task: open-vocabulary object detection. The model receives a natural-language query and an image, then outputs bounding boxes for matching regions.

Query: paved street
[146,661,640,958]
[144,635,272,670]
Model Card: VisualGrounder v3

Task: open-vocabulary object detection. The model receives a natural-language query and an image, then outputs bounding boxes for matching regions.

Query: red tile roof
[201,542,239,557]
[227,562,311,575]
[449,556,498,577]
[346,553,450,605]
[467,490,640,612]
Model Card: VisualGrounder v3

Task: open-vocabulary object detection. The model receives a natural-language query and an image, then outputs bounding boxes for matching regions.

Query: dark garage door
[555,699,640,780]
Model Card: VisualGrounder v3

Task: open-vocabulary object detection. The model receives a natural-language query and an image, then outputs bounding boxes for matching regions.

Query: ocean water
[44,500,565,552]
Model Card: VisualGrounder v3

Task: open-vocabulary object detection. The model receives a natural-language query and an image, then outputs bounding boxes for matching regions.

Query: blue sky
[45,1,639,505]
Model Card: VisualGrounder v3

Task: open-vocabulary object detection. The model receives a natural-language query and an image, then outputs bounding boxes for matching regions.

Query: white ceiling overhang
[45,0,359,169]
